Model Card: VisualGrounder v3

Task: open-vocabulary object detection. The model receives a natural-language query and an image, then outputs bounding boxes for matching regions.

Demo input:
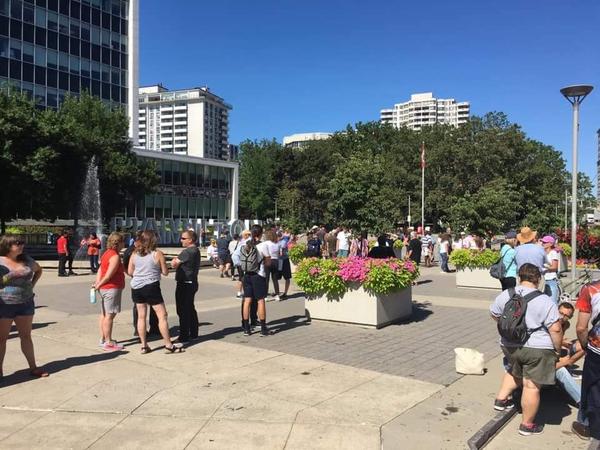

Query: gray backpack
[239,245,261,274]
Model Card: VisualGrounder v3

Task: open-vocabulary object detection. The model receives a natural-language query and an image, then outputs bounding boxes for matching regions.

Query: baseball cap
[541,235,555,245]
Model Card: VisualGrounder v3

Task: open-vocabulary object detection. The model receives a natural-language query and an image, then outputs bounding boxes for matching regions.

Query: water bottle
[89,288,97,304]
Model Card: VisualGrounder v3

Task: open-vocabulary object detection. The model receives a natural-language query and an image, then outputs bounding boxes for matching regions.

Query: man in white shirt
[336,227,349,257]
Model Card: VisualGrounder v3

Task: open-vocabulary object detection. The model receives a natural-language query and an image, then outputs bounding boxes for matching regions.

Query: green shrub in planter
[295,257,419,299]
[557,242,571,258]
[393,239,404,249]
[449,249,499,270]
[289,243,307,265]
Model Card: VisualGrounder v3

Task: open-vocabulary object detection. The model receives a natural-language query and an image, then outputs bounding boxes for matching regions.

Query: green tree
[0,91,158,231]
[0,91,44,233]
[238,139,279,219]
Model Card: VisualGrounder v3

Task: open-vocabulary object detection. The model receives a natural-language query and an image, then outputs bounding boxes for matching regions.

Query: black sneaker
[493,398,515,411]
[571,421,591,440]
[260,326,269,337]
[518,423,544,436]
[243,327,251,336]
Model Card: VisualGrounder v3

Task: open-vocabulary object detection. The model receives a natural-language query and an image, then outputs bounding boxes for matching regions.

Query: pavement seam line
[282,370,386,449]
[84,412,130,449]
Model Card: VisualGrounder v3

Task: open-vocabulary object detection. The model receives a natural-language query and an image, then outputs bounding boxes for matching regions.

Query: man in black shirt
[406,231,422,266]
[368,235,395,259]
[172,230,201,343]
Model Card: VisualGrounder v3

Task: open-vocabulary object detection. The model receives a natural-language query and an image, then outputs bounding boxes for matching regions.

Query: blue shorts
[0,300,35,319]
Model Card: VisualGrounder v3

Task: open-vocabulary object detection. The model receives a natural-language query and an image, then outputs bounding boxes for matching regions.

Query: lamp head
[561,85,594,104]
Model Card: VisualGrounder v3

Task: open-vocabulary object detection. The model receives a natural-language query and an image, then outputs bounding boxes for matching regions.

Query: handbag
[489,248,515,280]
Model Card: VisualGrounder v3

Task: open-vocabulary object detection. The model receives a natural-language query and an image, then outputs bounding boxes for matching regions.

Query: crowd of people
[489,226,593,441]
[3,222,600,444]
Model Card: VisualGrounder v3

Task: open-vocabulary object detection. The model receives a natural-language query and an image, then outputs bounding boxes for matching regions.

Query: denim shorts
[0,300,35,319]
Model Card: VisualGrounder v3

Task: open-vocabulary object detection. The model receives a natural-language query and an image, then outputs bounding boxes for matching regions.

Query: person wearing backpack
[498,231,518,290]
[239,225,270,336]
[490,263,563,436]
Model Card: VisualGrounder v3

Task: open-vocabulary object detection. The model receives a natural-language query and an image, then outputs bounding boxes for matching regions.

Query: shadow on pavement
[390,302,434,325]
[9,322,57,339]
[536,387,578,426]
[1,350,125,388]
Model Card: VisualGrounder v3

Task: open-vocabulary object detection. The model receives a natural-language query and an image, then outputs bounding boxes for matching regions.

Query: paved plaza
[0,264,589,449]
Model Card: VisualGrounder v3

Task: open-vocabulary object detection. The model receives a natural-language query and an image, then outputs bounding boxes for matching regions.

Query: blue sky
[140,0,600,183]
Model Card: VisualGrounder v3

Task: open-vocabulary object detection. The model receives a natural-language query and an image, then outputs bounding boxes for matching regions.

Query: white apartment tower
[380,93,470,130]
[138,84,231,160]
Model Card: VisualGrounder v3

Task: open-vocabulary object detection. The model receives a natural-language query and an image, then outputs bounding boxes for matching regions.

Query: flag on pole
[420,142,426,169]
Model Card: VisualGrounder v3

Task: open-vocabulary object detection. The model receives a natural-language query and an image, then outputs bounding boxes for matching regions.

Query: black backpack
[497,288,544,345]
[239,245,261,274]
[490,248,515,279]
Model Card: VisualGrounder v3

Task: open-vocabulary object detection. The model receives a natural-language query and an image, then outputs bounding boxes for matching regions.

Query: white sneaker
[236,291,242,298]
[274,295,281,302]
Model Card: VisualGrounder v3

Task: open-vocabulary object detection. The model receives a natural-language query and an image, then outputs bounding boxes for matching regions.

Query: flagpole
[421,142,425,234]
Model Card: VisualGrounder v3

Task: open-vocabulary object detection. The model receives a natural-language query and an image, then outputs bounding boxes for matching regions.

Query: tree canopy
[239,112,593,235]
[0,91,158,232]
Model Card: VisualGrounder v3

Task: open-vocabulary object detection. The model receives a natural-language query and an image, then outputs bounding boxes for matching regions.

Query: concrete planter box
[305,285,413,328]
[455,267,499,290]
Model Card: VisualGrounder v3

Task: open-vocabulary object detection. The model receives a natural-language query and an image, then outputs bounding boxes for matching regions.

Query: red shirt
[99,249,125,290]
[57,236,68,254]
[575,280,600,314]
[87,238,101,256]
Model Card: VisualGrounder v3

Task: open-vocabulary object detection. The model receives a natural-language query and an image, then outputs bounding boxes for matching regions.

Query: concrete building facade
[138,84,231,160]
[283,132,332,149]
[380,92,469,130]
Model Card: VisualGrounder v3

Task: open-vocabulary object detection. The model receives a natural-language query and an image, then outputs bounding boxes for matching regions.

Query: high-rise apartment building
[380,92,469,130]
[0,0,139,141]
[138,84,231,160]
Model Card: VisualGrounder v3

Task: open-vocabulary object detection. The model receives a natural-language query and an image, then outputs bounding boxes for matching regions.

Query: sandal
[164,343,184,354]
[30,368,49,378]
[140,346,151,354]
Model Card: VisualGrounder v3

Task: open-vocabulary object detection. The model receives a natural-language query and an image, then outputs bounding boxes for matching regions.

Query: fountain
[73,156,103,263]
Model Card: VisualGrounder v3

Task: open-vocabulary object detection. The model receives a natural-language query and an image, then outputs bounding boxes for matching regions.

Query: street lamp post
[560,84,593,281]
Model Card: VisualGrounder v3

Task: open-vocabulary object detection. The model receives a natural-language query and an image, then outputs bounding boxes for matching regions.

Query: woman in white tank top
[128,231,182,354]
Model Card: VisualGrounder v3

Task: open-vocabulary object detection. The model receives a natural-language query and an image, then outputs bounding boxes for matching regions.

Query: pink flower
[309,267,321,276]
[403,260,415,273]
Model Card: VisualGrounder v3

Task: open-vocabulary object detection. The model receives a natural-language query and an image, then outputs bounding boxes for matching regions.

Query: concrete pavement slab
[0,408,49,440]
[0,410,127,449]
[89,415,208,450]
[56,358,189,414]
[258,363,380,406]
[187,418,291,450]
[212,391,306,423]
[285,423,380,450]
[296,373,442,426]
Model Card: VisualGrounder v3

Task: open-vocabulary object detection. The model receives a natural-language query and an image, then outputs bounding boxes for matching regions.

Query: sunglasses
[14,241,25,246]
[180,237,190,241]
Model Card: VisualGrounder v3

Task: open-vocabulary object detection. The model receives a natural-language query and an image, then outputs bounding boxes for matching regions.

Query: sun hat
[310,225,318,231]
[541,235,555,245]
[517,227,537,244]
[505,231,517,239]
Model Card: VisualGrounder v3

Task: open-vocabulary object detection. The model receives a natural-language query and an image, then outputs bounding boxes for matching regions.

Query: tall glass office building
[0,0,240,224]
[0,0,139,141]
